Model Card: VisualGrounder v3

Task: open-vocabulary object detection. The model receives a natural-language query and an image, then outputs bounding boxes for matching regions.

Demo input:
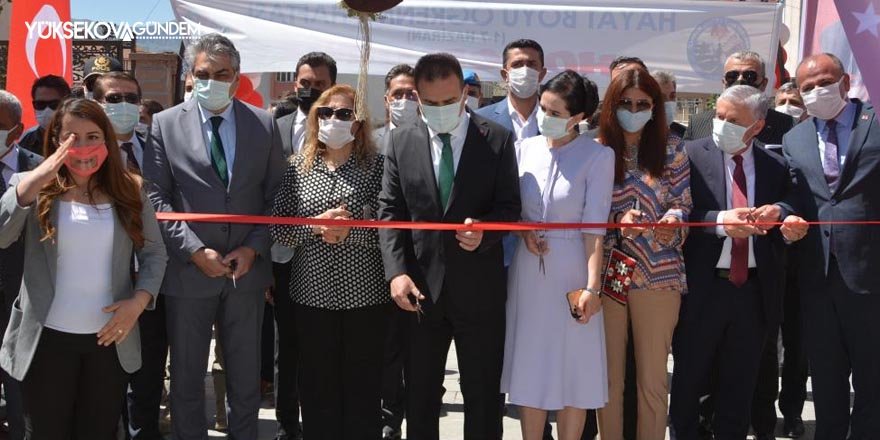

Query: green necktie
[209,116,229,187]
[438,133,454,210]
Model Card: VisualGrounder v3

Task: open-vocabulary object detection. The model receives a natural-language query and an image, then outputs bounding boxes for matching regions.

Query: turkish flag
[7,0,73,129]
[836,0,880,102]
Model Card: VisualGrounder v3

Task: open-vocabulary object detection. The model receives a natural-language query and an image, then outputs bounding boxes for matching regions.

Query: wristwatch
[585,287,601,297]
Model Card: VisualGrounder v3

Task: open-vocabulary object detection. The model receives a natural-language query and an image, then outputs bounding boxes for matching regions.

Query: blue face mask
[616,109,653,133]
[194,78,233,112]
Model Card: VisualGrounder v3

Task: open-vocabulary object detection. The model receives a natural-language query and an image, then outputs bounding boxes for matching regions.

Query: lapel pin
[861,113,870,121]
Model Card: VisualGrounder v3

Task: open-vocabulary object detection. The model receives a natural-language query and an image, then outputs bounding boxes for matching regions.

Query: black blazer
[684,108,795,148]
[0,147,43,325]
[684,138,789,324]
[781,99,880,294]
[378,112,521,303]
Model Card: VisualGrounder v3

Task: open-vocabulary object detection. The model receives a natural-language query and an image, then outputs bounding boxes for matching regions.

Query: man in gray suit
[143,34,285,440]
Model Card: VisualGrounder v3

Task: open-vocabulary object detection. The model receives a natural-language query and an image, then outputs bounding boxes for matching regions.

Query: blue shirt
[197,101,237,183]
[816,101,856,169]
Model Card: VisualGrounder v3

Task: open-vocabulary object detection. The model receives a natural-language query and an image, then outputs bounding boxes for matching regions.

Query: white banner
[172,0,783,93]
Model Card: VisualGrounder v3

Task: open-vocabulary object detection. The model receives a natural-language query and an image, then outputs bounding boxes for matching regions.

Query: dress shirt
[197,101,237,183]
[427,110,470,186]
[291,109,308,154]
[0,146,21,184]
[119,132,144,169]
[508,97,539,142]
[816,101,856,170]
[716,144,757,268]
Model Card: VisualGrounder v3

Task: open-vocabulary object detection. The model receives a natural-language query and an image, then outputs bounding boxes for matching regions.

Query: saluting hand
[16,133,75,206]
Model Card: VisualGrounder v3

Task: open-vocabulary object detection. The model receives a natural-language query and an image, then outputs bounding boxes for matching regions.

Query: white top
[197,102,237,182]
[427,110,470,186]
[291,109,308,154]
[119,132,144,169]
[507,97,539,142]
[0,146,20,184]
[715,145,757,269]
[46,201,116,334]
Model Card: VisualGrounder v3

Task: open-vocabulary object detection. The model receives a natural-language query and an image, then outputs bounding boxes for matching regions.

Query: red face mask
[64,144,109,177]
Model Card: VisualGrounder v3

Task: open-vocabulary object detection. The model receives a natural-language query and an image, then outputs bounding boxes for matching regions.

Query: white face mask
[465,95,480,110]
[318,118,355,150]
[537,110,572,140]
[507,67,540,99]
[194,79,233,112]
[775,104,804,120]
[616,109,653,133]
[420,96,464,134]
[0,130,11,157]
[35,108,55,129]
[135,122,149,136]
[389,98,419,127]
[802,80,847,120]
[712,118,754,155]
[664,101,677,126]
[183,90,194,102]
[102,102,140,135]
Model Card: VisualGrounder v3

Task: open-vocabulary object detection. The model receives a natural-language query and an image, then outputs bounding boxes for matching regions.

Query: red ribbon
[154,213,880,231]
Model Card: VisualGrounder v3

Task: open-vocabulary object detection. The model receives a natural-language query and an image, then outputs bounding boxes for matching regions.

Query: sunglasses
[315,107,355,122]
[724,70,760,86]
[103,92,141,105]
[33,99,61,111]
[618,98,653,113]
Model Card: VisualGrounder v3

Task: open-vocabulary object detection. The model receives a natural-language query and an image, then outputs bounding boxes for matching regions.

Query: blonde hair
[300,84,375,172]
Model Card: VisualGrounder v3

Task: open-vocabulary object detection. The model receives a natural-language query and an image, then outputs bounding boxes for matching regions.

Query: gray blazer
[0,175,168,381]
[277,111,298,158]
[143,98,285,297]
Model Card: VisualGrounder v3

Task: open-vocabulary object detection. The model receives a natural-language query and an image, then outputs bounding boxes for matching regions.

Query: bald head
[796,53,849,95]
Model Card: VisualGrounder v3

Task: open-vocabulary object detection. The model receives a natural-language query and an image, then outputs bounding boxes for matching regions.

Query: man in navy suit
[779,53,880,440]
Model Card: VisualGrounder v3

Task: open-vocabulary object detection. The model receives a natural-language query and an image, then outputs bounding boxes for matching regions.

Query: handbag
[602,232,638,305]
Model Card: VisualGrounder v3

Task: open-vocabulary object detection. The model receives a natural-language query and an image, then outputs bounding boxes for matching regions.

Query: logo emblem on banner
[688,17,750,80]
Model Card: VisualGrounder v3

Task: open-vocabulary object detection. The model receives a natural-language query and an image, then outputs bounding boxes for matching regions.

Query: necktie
[823,119,840,191]
[209,116,229,187]
[120,142,140,171]
[730,154,748,287]
[437,133,454,211]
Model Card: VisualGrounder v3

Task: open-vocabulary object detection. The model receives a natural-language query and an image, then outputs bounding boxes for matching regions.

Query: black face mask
[297,87,320,113]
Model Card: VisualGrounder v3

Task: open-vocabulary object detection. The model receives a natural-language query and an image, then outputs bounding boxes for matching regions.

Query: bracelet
[584,287,601,297]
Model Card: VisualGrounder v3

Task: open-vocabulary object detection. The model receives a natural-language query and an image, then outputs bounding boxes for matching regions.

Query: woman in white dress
[501,70,615,440]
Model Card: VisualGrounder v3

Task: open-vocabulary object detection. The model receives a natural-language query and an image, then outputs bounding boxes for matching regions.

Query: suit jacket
[475,97,515,133]
[378,113,521,303]
[0,148,42,329]
[276,111,299,158]
[373,124,391,155]
[684,138,790,324]
[781,99,880,294]
[143,98,285,297]
[0,176,167,380]
[684,108,795,148]
[17,126,44,156]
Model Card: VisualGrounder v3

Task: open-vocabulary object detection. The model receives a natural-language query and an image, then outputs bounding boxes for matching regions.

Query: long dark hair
[599,69,668,183]
[38,98,145,247]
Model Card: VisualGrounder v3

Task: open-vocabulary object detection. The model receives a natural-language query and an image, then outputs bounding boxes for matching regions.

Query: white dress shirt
[119,132,144,169]
[198,102,237,183]
[427,110,470,186]
[816,101,856,170]
[507,97,539,142]
[0,146,20,185]
[291,109,308,154]
[715,144,757,268]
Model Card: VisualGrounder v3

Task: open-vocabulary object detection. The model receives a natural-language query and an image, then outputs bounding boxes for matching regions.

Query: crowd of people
[0,31,876,440]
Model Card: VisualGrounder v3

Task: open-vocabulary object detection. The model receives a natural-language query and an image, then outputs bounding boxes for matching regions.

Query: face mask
[420,97,463,134]
[664,101,677,126]
[297,87,320,114]
[537,111,572,140]
[712,118,753,155]
[616,109,653,133]
[102,102,140,135]
[65,144,109,177]
[135,122,149,136]
[194,79,233,112]
[389,99,419,127]
[318,118,355,150]
[183,90,193,102]
[507,67,540,99]
[775,104,804,120]
[0,130,11,157]
[803,80,847,120]
[465,95,480,110]
[35,108,55,129]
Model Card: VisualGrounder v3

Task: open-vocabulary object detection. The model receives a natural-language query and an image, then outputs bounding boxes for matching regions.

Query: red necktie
[730,154,748,287]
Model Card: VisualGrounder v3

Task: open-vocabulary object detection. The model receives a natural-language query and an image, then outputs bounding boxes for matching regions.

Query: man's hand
[455,218,483,252]
[390,274,423,312]
[780,215,809,242]
[753,204,783,232]
[222,246,257,280]
[192,248,231,278]
[722,208,764,238]
[654,216,681,246]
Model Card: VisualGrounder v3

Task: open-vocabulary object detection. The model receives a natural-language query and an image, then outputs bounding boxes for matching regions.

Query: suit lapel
[753,147,772,206]
[183,100,226,191]
[702,141,726,210]
[836,101,872,196]
[415,123,442,217]
[41,200,60,295]
[229,100,248,192]
[797,118,832,199]
[445,118,485,216]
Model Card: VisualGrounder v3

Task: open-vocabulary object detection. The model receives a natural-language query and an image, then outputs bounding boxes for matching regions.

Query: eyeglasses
[618,98,652,113]
[724,70,760,86]
[315,107,355,121]
[103,92,141,104]
[33,99,61,111]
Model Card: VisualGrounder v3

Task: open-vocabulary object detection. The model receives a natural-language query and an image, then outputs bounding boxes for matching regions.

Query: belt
[714,268,758,280]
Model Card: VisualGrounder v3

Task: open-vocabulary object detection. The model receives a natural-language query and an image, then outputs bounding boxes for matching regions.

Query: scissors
[537,230,547,276]
[230,260,237,288]
[408,293,424,323]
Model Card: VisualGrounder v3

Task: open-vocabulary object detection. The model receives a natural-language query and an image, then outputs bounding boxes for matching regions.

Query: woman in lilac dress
[502,70,615,440]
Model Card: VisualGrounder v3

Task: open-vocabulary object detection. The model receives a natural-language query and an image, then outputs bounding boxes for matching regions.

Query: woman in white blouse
[0,98,167,439]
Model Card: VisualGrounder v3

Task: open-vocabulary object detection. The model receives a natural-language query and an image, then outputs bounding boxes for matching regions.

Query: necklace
[623,144,639,170]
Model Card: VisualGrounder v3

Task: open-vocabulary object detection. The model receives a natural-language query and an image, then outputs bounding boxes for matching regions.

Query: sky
[71,0,176,23]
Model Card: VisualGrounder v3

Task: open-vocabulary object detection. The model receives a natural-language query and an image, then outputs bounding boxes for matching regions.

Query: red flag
[7,0,73,129]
